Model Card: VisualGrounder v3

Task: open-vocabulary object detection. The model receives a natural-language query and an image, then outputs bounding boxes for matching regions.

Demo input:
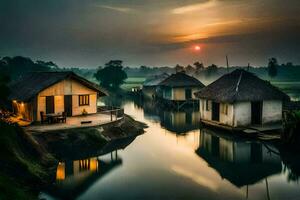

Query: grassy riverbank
[0,121,57,200]
[0,115,146,199]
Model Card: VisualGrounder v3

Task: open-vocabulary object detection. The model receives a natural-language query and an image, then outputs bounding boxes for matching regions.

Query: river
[40,99,300,200]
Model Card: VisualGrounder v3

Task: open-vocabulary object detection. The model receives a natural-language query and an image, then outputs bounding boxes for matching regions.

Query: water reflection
[142,100,200,134]
[42,137,135,200]
[41,100,300,200]
[47,155,122,199]
[161,111,200,134]
[196,128,282,188]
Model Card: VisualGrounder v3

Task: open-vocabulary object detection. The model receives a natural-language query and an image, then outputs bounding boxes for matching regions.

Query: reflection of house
[42,135,137,199]
[48,155,122,199]
[196,128,282,187]
[160,111,200,134]
[9,72,106,122]
[195,69,289,130]
[159,72,205,102]
[56,158,99,181]
[142,100,162,121]
[142,73,169,99]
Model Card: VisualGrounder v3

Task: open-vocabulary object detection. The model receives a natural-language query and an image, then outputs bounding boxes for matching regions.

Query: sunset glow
[0,0,299,66]
[194,45,201,51]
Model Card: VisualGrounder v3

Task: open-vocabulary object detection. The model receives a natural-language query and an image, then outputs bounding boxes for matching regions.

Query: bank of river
[0,114,146,200]
[39,99,300,200]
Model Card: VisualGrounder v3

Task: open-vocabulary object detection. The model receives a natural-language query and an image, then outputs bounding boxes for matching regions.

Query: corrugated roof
[194,69,290,102]
[9,71,107,102]
[143,73,169,87]
[159,72,205,88]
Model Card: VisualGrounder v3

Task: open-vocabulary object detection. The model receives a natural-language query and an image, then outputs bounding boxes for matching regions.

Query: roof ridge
[235,70,243,92]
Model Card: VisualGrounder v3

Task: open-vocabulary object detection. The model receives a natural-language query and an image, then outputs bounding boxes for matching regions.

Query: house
[158,72,205,103]
[142,73,169,99]
[9,71,107,122]
[196,128,282,187]
[195,69,290,130]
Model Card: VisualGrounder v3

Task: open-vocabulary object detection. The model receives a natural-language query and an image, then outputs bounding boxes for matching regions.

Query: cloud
[171,0,216,14]
[95,5,135,13]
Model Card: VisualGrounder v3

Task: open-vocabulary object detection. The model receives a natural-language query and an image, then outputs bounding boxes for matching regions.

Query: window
[164,88,172,99]
[79,95,90,106]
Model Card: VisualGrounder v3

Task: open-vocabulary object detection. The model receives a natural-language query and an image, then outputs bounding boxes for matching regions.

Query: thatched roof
[159,72,205,88]
[195,69,290,102]
[9,71,107,102]
[143,73,169,87]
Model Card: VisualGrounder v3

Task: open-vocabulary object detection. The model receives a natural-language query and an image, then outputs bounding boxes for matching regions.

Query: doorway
[64,95,73,116]
[46,96,54,114]
[212,102,220,121]
[185,88,192,99]
[251,101,262,125]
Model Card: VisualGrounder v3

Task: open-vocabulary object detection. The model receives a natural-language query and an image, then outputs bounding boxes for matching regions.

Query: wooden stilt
[265,178,270,200]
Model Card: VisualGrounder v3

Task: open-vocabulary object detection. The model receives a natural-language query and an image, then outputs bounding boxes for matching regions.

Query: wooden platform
[24,113,123,133]
[201,119,282,141]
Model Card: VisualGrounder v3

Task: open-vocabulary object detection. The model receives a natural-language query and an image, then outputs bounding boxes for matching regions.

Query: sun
[194,45,201,51]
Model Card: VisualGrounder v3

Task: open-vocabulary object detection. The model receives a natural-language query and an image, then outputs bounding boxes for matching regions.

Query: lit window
[79,95,90,106]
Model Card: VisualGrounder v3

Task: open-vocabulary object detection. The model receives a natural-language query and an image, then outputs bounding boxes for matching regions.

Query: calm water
[40,99,300,200]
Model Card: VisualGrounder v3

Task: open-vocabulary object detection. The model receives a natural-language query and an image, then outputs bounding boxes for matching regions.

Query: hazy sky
[0,0,299,67]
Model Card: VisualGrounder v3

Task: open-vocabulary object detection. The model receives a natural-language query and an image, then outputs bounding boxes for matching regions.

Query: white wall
[234,102,251,127]
[262,100,282,124]
[164,87,201,101]
[200,99,234,126]
[220,103,234,126]
[200,99,212,121]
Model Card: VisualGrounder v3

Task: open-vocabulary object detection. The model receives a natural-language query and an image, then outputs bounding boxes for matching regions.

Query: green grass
[121,77,145,91]
[0,121,55,200]
[0,175,35,200]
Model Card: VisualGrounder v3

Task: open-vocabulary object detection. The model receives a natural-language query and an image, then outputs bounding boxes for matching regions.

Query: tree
[268,58,278,78]
[0,74,10,110]
[194,61,204,75]
[185,65,195,74]
[175,64,185,73]
[286,62,294,67]
[94,60,127,88]
[205,64,218,77]
[36,60,59,69]
[0,56,52,80]
[139,65,151,74]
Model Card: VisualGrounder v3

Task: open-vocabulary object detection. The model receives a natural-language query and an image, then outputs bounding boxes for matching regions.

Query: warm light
[89,158,98,172]
[56,162,65,181]
[13,100,17,103]
[21,102,24,106]
[194,45,201,51]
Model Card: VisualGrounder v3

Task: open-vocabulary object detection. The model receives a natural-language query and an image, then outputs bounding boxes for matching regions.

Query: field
[121,77,146,91]
[272,81,300,101]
